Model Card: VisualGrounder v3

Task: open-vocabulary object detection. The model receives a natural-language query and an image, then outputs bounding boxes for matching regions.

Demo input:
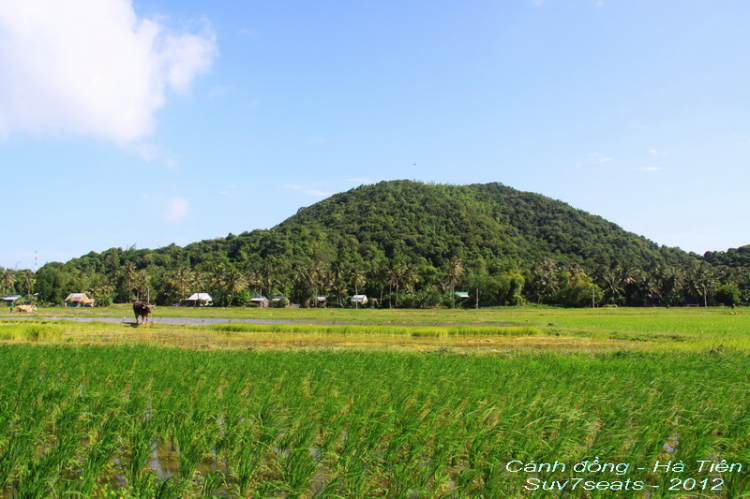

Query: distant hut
[272,296,289,308]
[65,293,95,307]
[316,296,328,307]
[185,293,213,307]
[1,295,21,304]
[351,294,368,306]
[250,296,269,308]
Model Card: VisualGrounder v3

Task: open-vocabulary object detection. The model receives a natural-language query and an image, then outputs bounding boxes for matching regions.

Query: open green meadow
[1,307,749,497]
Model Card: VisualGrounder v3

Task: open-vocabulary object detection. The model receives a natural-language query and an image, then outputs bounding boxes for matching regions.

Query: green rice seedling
[199,469,226,498]
[72,409,123,497]
[1,344,750,497]
[122,400,159,494]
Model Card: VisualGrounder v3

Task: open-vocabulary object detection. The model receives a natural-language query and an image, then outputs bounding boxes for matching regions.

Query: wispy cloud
[649,148,670,156]
[0,0,217,145]
[587,153,614,165]
[637,166,662,172]
[163,197,190,223]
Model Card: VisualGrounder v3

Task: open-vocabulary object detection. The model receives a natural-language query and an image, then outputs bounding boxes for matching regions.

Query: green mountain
[36,180,705,307]
[266,180,691,270]
[703,245,750,268]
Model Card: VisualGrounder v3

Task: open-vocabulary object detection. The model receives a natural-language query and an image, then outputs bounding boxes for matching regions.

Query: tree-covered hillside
[11,180,748,308]
[704,245,750,268]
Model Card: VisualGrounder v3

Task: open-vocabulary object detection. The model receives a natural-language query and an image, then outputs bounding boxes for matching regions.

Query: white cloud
[163,197,189,223]
[587,153,613,165]
[0,0,217,145]
[637,166,662,172]
[649,148,670,156]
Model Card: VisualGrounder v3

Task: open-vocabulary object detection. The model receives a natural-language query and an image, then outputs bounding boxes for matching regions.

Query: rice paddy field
[1,306,749,498]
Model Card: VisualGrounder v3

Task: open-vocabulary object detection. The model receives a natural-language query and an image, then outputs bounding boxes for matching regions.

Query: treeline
[3,180,747,308]
[3,254,746,309]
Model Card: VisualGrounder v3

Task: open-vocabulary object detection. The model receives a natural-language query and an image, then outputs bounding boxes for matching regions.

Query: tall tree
[170,266,194,304]
[1,268,16,296]
[447,258,465,308]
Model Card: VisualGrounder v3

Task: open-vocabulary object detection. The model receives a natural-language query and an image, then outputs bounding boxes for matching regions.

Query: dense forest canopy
[3,180,748,308]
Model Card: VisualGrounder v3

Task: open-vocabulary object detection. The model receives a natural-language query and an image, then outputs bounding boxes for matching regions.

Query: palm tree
[2,268,17,296]
[245,269,262,295]
[21,272,36,298]
[447,258,465,308]
[401,265,419,295]
[386,261,406,308]
[133,269,150,301]
[124,262,137,299]
[208,267,228,305]
[374,261,390,306]
[686,261,716,308]
[599,268,623,305]
[293,262,318,307]
[224,267,247,304]
[170,266,194,304]
[530,260,559,304]
[261,267,276,298]
[327,265,347,307]
[657,266,684,306]
[350,267,366,308]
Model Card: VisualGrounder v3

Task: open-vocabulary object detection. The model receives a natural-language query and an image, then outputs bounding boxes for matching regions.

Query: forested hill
[33,180,733,308]
[278,180,691,270]
[703,245,750,268]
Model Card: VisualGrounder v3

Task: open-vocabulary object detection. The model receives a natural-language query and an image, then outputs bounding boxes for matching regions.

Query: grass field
[0,307,749,498]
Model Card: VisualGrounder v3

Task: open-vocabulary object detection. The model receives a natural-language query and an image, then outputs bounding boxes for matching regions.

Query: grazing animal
[16,304,37,313]
[133,301,155,324]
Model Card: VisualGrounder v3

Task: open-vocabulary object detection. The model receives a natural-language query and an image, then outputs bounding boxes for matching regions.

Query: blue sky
[1,0,749,270]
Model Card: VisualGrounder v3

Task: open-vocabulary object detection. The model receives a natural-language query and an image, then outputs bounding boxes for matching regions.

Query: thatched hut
[64,293,95,307]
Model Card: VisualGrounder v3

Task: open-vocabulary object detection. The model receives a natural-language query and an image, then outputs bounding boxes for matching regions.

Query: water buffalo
[16,304,37,313]
[133,301,155,324]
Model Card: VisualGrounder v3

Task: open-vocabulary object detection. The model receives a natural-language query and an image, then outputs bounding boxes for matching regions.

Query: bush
[95,295,113,307]
[715,284,741,308]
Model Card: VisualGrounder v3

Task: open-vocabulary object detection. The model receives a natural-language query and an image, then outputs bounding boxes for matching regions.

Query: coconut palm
[169,266,194,304]
[2,268,17,296]
[385,261,407,308]
[350,267,367,308]
[133,269,150,301]
[326,265,347,306]
[685,261,716,308]
[21,272,36,298]
[447,258,465,308]
[529,259,559,304]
